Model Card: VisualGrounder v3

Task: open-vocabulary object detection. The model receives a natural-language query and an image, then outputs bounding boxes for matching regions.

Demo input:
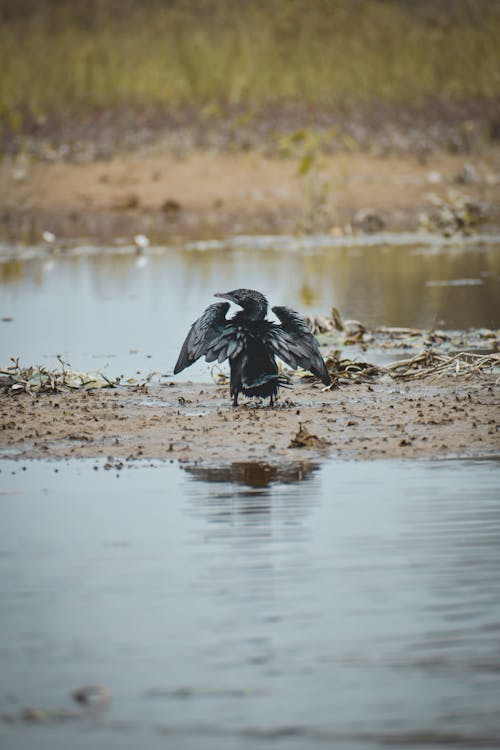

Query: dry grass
[3,348,498,397]
[1,0,499,128]
[296,350,500,388]
[384,350,500,382]
[0,357,158,394]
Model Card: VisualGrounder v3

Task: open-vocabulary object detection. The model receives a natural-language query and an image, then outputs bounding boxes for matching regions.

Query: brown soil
[2,149,499,242]
[1,377,498,465]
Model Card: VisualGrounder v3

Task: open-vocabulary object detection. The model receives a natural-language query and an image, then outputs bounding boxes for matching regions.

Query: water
[1,238,499,377]
[1,458,499,749]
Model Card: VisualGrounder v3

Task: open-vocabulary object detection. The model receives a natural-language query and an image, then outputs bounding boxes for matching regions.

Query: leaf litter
[299,309,499,387]
[0,356,159,395]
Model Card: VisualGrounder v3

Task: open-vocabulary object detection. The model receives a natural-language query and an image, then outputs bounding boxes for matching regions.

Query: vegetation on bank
[1,0,499,130]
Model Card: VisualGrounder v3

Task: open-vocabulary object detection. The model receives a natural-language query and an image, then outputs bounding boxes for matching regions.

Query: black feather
[173,302,230,374]
[269,306,331,385]
[173,290,330,405]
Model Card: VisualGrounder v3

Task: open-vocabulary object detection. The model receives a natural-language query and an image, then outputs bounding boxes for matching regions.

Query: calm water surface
[1,458,499,749]
[1,238,499,377]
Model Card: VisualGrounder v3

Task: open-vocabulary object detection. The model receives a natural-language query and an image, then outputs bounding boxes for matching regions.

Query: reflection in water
[1,239,499,376]
[1,257,25,285]
[183,460,317,488]
[183,462,319,542]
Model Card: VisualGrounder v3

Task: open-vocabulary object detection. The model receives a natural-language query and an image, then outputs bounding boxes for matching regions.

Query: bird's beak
[214,292,235,303]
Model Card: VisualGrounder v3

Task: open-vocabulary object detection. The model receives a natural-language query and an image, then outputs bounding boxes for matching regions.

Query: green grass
[1,0,499,126]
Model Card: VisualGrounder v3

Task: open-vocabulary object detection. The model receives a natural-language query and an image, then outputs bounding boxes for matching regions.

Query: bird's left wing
[266,306,331,385]
[173,302,230,374]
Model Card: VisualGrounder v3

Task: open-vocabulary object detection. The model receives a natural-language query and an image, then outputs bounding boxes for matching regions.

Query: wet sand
[1,377,498,464]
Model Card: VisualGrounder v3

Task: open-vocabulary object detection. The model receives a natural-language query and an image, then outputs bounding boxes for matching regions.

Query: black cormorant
[173,288,330,406]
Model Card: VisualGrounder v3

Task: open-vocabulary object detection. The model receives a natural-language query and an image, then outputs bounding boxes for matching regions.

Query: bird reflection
[183,461,319,529]
[183,462,319,569]
[182,461,317,488]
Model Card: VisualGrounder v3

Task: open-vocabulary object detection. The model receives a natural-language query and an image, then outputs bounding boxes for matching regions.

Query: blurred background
[0,0,499,170]
[1,0,499,124]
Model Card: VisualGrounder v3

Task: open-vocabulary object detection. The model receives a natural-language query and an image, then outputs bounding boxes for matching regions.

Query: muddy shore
[1,376,498,465]
[2,148,500,243]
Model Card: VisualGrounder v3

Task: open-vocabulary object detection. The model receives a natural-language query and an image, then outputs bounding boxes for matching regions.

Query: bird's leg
[232,393,239,407]
[269,394,274,407]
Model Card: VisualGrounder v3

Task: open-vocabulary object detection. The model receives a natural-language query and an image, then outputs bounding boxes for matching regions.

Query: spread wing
[173,302,230,374]
[267,306,330,385]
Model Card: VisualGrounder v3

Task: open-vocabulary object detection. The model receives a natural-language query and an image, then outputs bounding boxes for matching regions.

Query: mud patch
[1,378,498,464]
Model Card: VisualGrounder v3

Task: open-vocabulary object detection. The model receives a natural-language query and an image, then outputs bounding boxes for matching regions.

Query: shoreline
[1,378,498,466]
[2,149,499,245]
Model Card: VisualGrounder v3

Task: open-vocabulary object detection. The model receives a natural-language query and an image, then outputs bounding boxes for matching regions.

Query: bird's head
[214,289,268,320]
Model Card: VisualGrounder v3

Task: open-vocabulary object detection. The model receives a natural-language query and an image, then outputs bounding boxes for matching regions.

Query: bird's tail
[242,373,292,389]
[242,372,278,389]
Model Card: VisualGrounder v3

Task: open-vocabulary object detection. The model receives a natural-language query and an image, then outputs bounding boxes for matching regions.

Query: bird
[173,288,330,406]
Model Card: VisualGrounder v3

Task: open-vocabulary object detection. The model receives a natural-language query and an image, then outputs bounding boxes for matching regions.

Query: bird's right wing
[173,302,230,374]
[267,306,331,385]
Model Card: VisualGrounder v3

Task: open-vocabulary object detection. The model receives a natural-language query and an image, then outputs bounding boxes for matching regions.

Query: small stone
[455,163,478,184]
[426,171,442,184]
[353,208,385,233]
[133,233,149,249]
